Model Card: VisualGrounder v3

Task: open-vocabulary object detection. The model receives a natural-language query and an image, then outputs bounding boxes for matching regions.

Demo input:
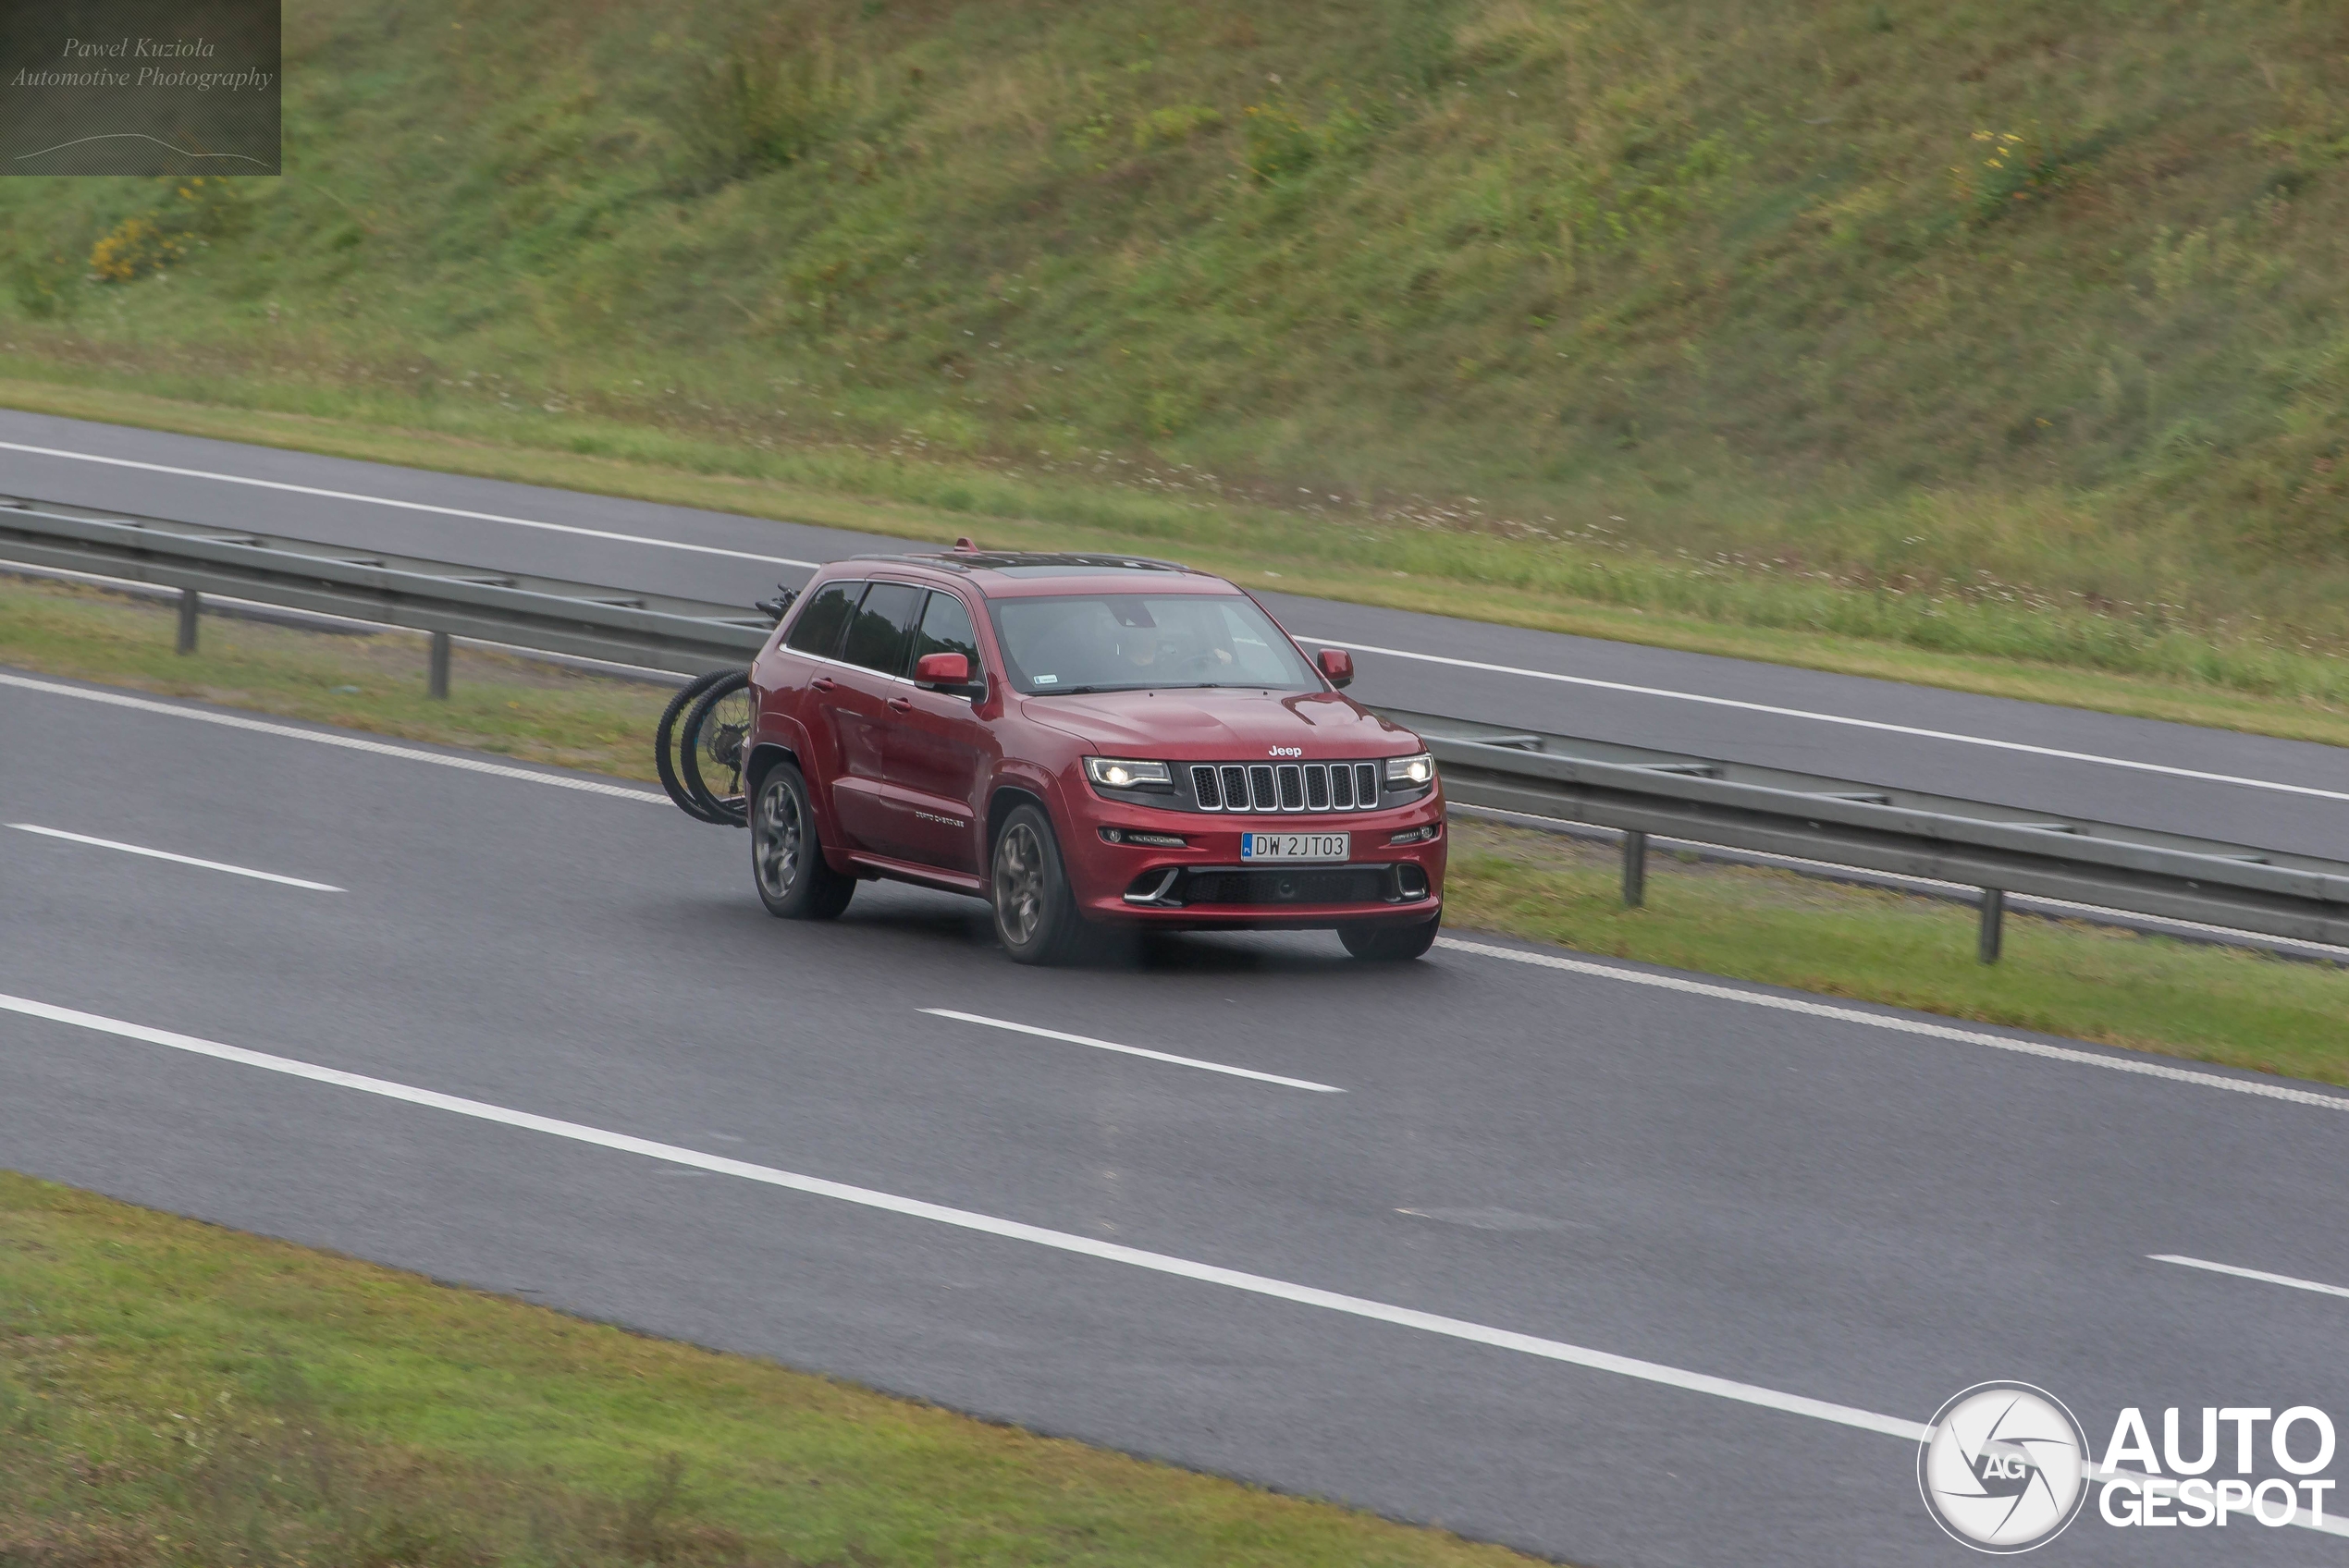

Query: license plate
[1242,831,1349,863]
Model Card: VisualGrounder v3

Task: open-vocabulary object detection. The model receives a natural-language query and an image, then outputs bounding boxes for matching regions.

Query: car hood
[1020,688,1419,758]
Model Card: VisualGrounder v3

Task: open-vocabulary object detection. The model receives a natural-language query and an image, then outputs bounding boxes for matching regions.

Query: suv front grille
[1190,761,1383,814]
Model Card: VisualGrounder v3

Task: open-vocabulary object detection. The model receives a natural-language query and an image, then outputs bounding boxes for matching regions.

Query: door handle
[886,695,914,714]
[810,677,837,692]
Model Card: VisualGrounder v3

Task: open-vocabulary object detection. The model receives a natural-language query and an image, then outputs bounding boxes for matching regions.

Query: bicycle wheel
[678,670,756,827]
[655,668,741,823]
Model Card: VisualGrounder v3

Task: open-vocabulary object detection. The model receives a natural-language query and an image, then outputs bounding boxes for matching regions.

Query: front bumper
[1064,793,1446,928]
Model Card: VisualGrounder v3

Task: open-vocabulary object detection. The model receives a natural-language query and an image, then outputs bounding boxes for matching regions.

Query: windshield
[987,593,1320,694]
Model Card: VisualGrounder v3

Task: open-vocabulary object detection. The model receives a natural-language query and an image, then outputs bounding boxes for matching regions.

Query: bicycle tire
[656,668,741,823]
[678,669,756,827]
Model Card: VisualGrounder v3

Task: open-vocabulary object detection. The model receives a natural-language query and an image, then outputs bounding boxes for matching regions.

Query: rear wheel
[1338,913,1440,962]
[751,764,855,920]
[990,804,1091,965]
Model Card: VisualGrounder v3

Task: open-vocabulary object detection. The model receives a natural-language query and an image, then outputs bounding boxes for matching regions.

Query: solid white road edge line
[920,1008,1344,1093]
[14,436,2339,805]
[0,987,1912,1441]
[7,823,344,890]
[9,995,2342,1539]
[2150,1254,2349,1302]
[1296,636,2349,804]
[1433,937,2349,1113]
[0,439,822,571]
[10,664,2337,1118]
[0,672,665,802]
[13,656,2335,1116]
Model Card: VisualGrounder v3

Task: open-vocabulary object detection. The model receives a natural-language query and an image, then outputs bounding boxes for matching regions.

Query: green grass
[6,572,2343,1087]
[1444,818,2349,1086]
[0,1171,1556,1567]
[1,0,2347,719]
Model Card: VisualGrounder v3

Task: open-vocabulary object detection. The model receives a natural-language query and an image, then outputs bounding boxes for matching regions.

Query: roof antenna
[953,536,979,552]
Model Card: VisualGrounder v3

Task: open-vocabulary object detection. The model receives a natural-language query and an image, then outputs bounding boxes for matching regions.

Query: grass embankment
[3,0,2349,721]
[0,1172,1546,1568]
[6,573,2344,1085]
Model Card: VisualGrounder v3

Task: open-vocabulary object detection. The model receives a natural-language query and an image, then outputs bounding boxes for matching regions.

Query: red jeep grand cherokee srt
[742,549,1445,963]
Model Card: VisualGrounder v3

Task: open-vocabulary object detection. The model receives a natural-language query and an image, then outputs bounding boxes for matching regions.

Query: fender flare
[982,764,1067,862]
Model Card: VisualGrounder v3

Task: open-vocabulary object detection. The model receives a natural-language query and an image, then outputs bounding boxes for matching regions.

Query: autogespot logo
[1919,1382,2091,1552]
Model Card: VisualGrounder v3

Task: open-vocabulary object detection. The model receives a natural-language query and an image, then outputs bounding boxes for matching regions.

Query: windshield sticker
[1033,673,1059,684]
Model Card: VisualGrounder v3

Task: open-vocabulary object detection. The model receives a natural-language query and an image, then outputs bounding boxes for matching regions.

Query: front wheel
[1338,913,1440,962]
[990,804,1091,965]
[751,764,855,920]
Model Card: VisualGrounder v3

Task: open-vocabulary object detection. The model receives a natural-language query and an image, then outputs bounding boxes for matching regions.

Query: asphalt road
[5,668,2347,1567]
[4,407,2346,863]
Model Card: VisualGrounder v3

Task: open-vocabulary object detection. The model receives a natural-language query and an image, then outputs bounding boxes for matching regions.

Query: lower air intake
[1174,866,1396,906]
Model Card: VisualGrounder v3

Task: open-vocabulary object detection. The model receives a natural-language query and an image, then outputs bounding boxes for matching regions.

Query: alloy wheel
[994,822,1044,945]
[755,778,804,898]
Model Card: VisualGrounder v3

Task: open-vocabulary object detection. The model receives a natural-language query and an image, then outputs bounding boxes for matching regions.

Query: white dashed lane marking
[8,823,345,891]
[921,1008,1344,1093]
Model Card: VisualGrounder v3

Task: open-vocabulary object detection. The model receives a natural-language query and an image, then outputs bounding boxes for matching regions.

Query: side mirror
[914,651,970,687]
[1316,648,1354,689]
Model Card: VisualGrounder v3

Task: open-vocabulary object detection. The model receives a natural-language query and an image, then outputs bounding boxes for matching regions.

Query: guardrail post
[1977,888,2004,964]
[1622,829,1648,908]
[427,630,451,700]
[175,587,200,655]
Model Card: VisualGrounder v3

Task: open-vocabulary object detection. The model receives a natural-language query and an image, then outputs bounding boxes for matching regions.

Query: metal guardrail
[1386,706,2349,957]
[0,496,768,680]
[5,496,2343,961]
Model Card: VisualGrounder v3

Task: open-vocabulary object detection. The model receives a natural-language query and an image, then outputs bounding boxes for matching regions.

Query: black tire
[679,671,756,827]
[990,803,1092,964]
[750,763,855,920]
[656,668,741,824]
[1338,913,1440,962]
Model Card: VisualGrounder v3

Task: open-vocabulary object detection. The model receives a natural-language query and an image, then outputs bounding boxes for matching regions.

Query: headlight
[1384,753,1435,787]
[1085,757,1174,790]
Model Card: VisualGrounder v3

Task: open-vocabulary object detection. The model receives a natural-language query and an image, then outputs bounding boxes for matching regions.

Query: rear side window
[911,591,980,679]
[782,581,860,656]
[840,582,925,675]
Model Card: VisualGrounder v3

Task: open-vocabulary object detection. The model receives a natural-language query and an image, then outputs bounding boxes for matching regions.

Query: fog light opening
[1101,827,1187,848]
[1395,864,1431,900]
